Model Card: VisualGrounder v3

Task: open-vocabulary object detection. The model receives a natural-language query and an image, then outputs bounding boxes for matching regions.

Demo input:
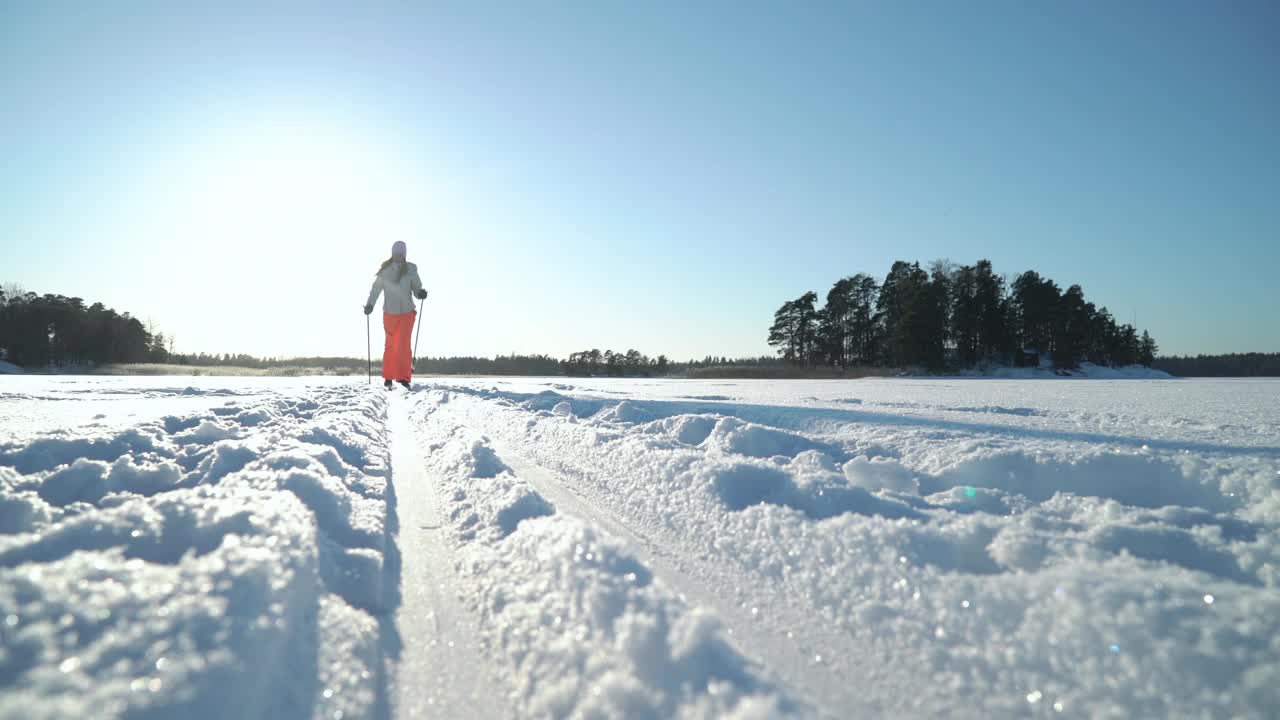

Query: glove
[414,289,428,300]
[363,304,373,315]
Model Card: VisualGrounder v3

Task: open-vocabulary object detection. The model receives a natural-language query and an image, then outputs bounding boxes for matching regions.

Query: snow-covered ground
[960,361,1174,380]
[1,375,1277,719]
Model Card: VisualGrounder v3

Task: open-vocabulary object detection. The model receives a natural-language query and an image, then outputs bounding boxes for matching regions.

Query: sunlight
[186,123,418,261]
[127,117,451,356]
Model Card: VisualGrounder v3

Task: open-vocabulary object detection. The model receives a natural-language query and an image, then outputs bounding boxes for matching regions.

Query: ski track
[419,389,900,716]
[385,393,508,719]
[407,378,1280,719]
[2,376,1279,718]
[481,437,863,718]
[403,388,804,718]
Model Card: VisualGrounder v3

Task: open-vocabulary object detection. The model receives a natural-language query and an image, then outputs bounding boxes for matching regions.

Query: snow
[1,375,1278,718]
[409,401,796,717]
[0,379,391,719]
[962,361,1174,379]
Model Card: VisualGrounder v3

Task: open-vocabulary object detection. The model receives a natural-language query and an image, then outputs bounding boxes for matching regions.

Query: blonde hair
[375,256,407,280]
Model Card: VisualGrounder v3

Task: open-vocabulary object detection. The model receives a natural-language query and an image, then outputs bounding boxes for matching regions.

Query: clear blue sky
[3,1,1277,359]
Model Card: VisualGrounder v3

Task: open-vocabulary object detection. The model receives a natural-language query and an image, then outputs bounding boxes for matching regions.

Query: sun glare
[130,118,445,355]
[173,122,422,264]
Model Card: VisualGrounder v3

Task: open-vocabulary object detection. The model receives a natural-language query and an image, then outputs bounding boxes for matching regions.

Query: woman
[365,241,428,389]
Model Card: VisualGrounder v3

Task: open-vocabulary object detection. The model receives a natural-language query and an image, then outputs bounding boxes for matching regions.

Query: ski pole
[412,295,426,373]
[366,310,371,385]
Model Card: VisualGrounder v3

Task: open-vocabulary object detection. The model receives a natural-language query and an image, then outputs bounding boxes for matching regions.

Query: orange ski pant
[382,311,416,381]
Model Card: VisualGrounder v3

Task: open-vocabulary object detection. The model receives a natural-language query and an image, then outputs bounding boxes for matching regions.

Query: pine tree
[767,292,820,366]
[818,278,855,368]
[950,264,980,366]
[972,260,1007,362]
[767,299,800,362]
[1139,330,1158,367]
[1051,285,1090,368]
[1011,270,1061,357]
[848,273,881,365]
[877,262,930,367]
[923,262,952,370]
[793,292,820,367]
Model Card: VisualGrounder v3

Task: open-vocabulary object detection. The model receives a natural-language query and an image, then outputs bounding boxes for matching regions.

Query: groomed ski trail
[480,436,869,719]
[416,386,876,717]
[385,391,510,719]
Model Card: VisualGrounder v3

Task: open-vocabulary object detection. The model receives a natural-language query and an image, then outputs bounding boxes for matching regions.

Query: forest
[0,287,165,367]
[768,259,1159,372]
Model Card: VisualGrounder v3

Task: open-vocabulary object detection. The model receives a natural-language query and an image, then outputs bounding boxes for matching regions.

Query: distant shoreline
[0,363,354,377]
[0,362,1231,379]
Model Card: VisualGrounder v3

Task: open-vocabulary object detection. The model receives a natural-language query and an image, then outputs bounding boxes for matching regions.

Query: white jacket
[367,261,425,315]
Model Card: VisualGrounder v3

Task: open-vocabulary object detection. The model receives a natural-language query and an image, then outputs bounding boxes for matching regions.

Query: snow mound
[593,400,656,424]
[698,453,924,521]
[967,362,1175,379]
[641,414,719,446]
[1077,362,1175,379]
[0,384,394,719]
[703,417,835,459]
[841,455,920,494]
[33,455,183,507]
[0,429,168,475]
[0,360,23,374]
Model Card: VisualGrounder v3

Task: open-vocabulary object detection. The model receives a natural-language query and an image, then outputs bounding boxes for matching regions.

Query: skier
[364,241,428,389]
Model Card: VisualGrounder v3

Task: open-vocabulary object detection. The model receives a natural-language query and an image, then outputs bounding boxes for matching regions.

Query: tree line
[0,286,170,367]
[563,349,670,377]
[158,353,565,376]
[174,351,728,377]
[173,351,793,378]
[14,281,1274,378]
[768,259,1159,372]
[1154,353,1280,377]
[417,355,562,375]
